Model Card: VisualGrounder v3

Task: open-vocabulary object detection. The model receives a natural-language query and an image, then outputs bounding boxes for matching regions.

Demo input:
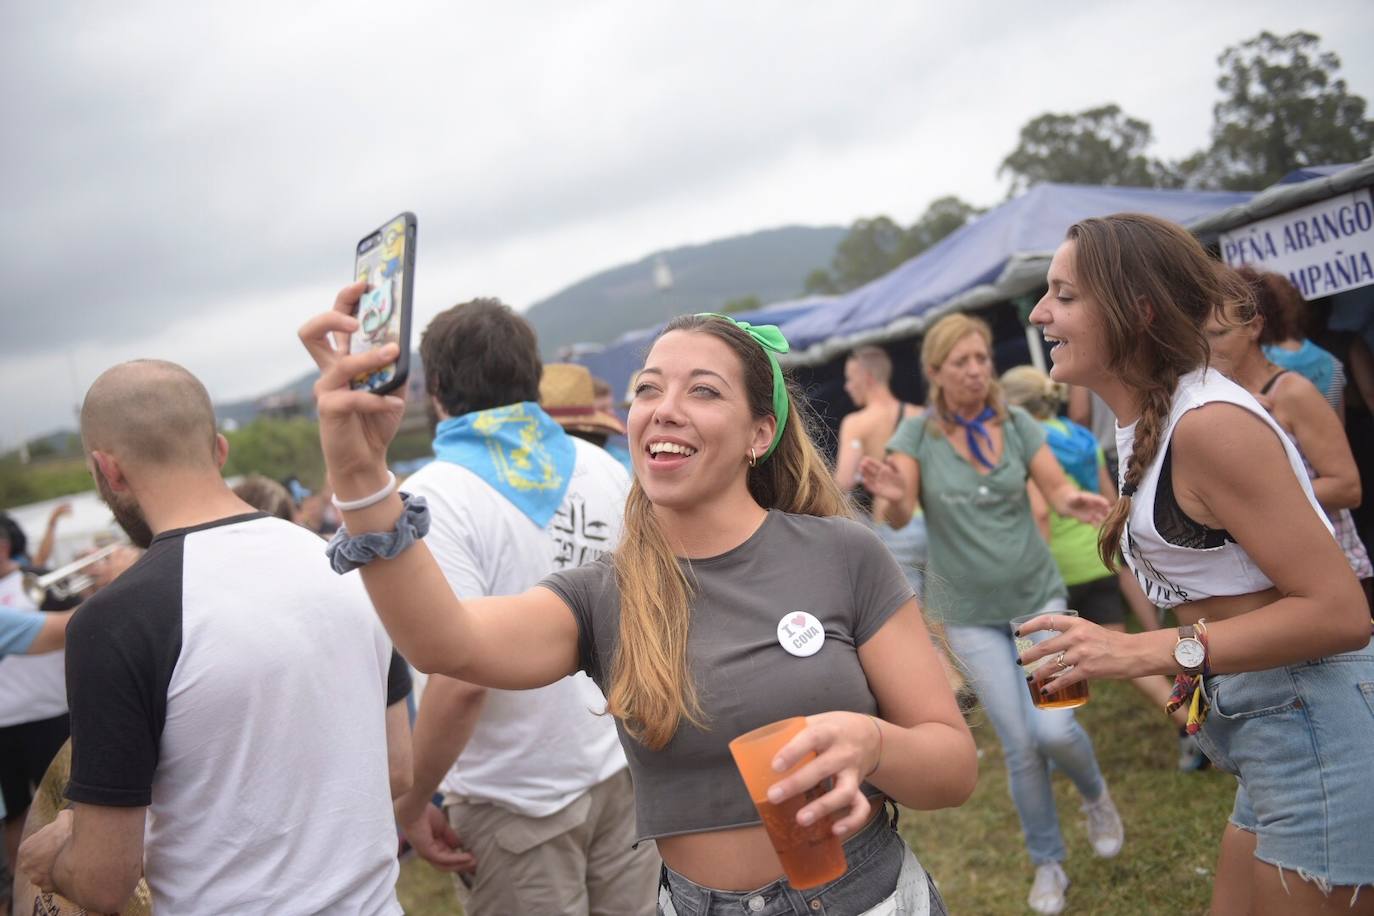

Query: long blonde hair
[610,315,851,750]
[920,313,1006,437]
[1064,214,1250,568]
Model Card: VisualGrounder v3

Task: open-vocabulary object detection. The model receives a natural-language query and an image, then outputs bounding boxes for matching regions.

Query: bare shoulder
[1271,370,1329,417]
[837,411,865,436]
[1171,402,1290,493]
[840,405,883,440]
[1174,400,1281,452]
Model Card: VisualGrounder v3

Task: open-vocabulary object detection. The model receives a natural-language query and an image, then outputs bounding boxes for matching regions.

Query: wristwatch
[1173,625,1207,675]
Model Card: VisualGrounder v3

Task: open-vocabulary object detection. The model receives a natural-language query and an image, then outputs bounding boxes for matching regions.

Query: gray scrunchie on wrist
[325,493,431,574]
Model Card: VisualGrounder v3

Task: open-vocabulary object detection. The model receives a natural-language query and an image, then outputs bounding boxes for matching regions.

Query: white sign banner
[1219,188,1374,300]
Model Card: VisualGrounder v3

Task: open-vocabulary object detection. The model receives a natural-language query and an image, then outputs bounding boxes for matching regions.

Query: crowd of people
[1,211,1371,916]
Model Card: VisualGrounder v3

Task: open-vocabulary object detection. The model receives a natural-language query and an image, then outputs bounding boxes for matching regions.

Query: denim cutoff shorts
[1195,638,1374,889]
[657,804,947,915]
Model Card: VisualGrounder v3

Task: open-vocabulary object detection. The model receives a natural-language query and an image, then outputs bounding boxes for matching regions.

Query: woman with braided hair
[301,292,977,915]
[1019,213,1373,915]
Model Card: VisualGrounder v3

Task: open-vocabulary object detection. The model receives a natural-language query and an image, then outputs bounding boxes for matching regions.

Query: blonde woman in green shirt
[860,314,1119,915]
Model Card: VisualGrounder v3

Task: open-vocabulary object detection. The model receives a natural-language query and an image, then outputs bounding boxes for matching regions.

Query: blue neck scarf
[946,407,998,470]
[432,402,575,528]
[1042,417,1100,492]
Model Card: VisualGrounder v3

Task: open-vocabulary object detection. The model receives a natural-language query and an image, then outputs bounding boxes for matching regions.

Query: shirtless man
[834,346,927,592]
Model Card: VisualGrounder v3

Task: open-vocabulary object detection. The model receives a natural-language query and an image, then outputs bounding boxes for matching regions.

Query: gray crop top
[538,510,915,841]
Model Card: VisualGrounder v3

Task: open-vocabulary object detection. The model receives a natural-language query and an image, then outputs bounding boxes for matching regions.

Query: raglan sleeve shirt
[63,543,182,807]
[386,649,412,706]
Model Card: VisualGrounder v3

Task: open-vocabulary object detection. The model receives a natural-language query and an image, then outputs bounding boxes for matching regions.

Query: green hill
[524,224,844,356]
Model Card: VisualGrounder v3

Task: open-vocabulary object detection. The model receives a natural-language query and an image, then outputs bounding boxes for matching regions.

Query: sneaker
[1083,787,1124,858]
[1028,862,1069,915]
[1177,729,1210,772]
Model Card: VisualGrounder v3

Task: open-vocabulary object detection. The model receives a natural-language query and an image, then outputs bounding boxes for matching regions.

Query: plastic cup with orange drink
[728,717,848,889]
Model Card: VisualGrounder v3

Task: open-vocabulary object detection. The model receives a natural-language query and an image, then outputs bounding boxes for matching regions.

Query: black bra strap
[1260,369,1289,396]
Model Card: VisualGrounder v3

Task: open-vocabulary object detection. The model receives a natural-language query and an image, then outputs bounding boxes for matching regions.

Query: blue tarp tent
[776,183,1253,365]
[1276,163,1358,185]
[1190,157,1374,241]
[574,294,836,404]
[572,181,1260,397]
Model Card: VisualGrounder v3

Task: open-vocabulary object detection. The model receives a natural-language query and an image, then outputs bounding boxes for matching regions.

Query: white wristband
[331,470,397,512]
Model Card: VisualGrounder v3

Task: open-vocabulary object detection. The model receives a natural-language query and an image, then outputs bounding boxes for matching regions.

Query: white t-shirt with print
[402,437,630,817]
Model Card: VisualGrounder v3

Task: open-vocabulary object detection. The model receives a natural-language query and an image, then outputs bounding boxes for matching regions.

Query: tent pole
[1025,323,1046,373]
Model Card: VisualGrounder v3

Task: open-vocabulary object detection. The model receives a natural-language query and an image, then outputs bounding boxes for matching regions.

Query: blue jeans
[947,614,1107,866]
[1199,638,1374,889]
[871,514,928,598]
[657,806,947,915]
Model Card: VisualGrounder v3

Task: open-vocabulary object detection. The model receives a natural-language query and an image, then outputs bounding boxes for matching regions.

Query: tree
[998,104,1178,196]
[898,195,985,262]
[721,295,762,314]
[802,268,840,296]
[221,417,325,487]
[803,199,982,295]
[827,216,908,292]
[1185,31,1374,190]
[0,454,93,510]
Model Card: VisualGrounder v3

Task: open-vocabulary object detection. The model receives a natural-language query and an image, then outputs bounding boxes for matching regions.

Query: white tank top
[1114,368,1329,609]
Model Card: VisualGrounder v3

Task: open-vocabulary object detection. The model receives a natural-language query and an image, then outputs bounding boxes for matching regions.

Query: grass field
[397,678,1235,914]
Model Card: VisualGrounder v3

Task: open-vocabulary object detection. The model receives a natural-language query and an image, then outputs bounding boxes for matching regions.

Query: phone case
[350,211,417,394]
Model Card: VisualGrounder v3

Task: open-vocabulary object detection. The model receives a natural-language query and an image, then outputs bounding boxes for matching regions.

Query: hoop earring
[748,448,757,468]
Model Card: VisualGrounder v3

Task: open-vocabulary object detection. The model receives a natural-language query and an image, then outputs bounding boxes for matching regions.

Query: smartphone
[350,211,417,393]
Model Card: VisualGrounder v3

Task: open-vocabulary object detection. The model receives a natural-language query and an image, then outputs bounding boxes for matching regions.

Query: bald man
[17,360,412,916]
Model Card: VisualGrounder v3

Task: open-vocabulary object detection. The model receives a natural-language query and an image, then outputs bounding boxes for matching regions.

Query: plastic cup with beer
[728,716,848,889]
[1011,609,1090,709]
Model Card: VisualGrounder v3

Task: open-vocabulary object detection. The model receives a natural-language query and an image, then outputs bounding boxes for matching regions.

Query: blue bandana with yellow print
[432,402,574,528]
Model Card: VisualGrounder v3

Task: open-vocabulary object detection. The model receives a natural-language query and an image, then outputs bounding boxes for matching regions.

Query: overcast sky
[2,2,1371,447]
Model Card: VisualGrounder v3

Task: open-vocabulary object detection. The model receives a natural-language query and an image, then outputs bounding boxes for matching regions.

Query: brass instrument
[23,540,130,606]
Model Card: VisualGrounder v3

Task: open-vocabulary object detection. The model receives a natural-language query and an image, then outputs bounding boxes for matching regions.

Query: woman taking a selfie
[859,313,1120,916]
[299,288,976,916]
[1020,214,1373,915]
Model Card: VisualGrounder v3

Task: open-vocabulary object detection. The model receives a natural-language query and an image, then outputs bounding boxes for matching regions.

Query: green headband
[696,313,790,460]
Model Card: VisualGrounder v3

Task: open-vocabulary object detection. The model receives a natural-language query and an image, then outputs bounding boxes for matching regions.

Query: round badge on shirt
[777,611,825,657]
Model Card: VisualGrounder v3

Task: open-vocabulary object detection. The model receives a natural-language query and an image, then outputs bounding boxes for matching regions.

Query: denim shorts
[1195,638,1374,889]
[657,805,947,915]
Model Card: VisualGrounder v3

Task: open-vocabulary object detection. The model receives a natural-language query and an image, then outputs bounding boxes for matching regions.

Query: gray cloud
[2,1,1371,446]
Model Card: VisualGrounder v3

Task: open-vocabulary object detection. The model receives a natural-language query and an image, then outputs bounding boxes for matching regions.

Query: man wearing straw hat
[540,364,627,448]
[394,302,657,915]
